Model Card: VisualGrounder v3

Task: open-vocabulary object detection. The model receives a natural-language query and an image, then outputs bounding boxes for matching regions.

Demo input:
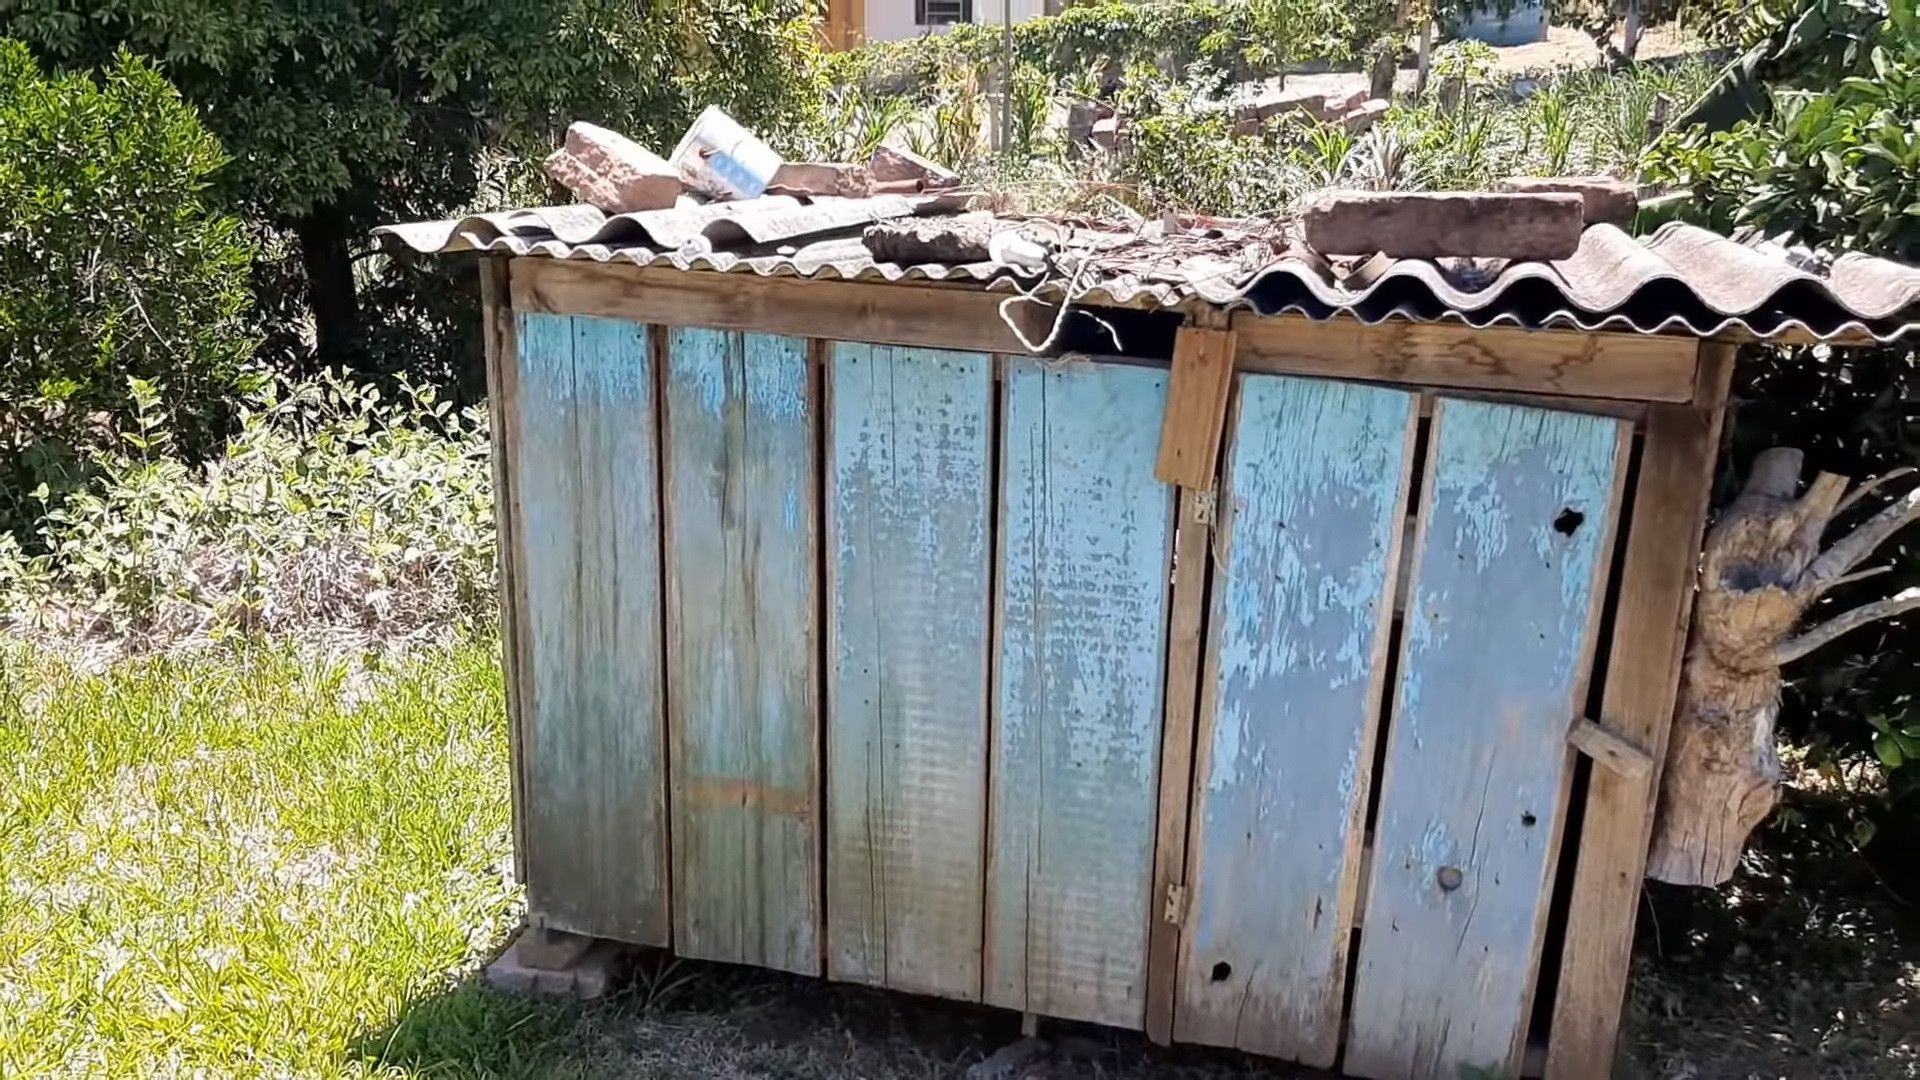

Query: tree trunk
[295,210,364,365]
[1649,448,1920,885]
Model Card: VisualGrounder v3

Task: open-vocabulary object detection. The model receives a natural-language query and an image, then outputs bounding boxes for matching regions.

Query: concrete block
[1301,190,1586,260]
[1496,175,1639,226]
[1090,116,1120,151]
[543,122,682,214]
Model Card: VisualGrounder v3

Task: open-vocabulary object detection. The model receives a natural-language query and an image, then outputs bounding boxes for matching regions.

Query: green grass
[0,640,518,1077]
[2,635,1911,1079]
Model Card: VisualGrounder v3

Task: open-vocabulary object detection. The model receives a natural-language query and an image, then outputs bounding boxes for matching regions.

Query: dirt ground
[363,789,1916,1080]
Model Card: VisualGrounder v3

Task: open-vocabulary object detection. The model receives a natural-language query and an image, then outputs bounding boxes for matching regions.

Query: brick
[543,122,682,214]
[1301,191,1586,260]
[868,144,957,186]
[485,929,628,1000]
[768,161,873,197]
[1496,175,1639,226]
[1341,98,1390,134]
[1239,86,1331,124]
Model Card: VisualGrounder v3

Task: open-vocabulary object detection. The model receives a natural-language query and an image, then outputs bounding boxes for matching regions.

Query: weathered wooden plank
[987,358,1175,1029]
[1143,486,1215,1046]
[1230,315,1699,403]
[511,258,1053,356]
[663,327,820,974]
[1154,327,1238,488]
[1546,341,1734,1080]
[824,343,993,1000]
[1347,398,1631,1079]
[512,312,669,945]
[479,258,530,884]
[1176,375,1418,1067]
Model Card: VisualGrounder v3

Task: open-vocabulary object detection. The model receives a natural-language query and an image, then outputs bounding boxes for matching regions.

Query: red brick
[543,122,681,214]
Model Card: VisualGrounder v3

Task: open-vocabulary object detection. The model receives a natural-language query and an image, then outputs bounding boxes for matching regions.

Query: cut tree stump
[1648,448,1920,886]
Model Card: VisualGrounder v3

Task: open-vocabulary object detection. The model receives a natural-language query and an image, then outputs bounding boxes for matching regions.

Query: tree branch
[1837,467,1916,516]
[1801,484,1920,587]
[1776,587,1920,665]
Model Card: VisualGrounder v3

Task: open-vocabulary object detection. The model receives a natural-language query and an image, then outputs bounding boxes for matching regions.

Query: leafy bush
[832,0,1393,100]
[0,372,496,656]
[0,40,254,508]
[1643,0,1918,257]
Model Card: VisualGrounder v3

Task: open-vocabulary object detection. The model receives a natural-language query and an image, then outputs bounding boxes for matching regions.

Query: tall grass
[0,639,516,1077]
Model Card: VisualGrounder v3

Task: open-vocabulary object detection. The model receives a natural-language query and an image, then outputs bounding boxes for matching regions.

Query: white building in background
[828,0,1057,48]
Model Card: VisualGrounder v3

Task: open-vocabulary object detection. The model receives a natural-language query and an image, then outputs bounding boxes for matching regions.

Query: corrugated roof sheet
[374,195,1920,344]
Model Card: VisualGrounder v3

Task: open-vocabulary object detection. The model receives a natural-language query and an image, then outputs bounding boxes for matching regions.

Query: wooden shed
[378,200,1920,1079]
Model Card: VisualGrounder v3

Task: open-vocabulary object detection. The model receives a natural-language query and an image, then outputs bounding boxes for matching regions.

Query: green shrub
[0,372,496,655]
[0,40,254,508]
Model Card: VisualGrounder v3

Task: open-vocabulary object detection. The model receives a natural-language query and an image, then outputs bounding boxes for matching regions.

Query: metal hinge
[1163,882,1189,924]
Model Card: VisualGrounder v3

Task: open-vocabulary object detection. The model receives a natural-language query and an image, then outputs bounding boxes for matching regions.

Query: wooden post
[1143,313,1233,1046]
[1544,341,1735,1079]
[480,255,532,884]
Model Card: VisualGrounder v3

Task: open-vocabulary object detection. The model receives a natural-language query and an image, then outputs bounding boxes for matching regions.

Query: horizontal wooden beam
[1229,315,1699,403]
[1567,718,1654,781]
[511,258,1056,354]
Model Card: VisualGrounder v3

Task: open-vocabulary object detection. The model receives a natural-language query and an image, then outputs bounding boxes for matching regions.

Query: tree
[0,39,253,509]
[0,0,823,366]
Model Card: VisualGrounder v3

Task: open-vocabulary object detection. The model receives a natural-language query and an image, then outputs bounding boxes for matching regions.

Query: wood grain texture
[1154,327,1238,488]
[512,258,1054,356]
[511,312,669,945]
[987,358,1175,1029]
[480,259,531,884]
[1230,316,1699,403]
[663,327,821,975]
[1175,375,1419,1067]
[1347,398,1631,1080]
[1143,486,1215,1046]
[1545,342,1734,1080]
[825,343,993,1000]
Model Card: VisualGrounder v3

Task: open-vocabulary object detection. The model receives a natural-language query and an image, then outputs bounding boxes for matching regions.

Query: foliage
[0,371,496,655]
[0,40,254,510]
[833,0,1394,100]
[0,638,516,1076]
[0,0,826,375]
[1643,0,1918,257]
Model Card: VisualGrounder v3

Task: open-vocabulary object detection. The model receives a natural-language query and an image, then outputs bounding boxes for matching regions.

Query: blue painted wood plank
[825,343,994,1001]
[512,312,668,945]
[1346,398,1630,1080]
[663,327,821,975]
[986,358,1175,1029]
[1175,375,1418,1066]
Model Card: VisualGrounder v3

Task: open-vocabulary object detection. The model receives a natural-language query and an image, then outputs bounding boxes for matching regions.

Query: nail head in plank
[512,312,670,945]
[987,358,1175,1030]
[825,343,993,1001]
[1175,375,1418,1067]
[663,327,822,975]
[1154,327,1239,488]
[1230,316,1698,403]
[1545,341,1734,1080]
[1346,398,1631,1079]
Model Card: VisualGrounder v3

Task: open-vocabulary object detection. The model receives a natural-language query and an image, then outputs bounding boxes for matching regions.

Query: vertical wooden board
[1346,398,1630,1080]
[1175,375,1418,1066]
[825,343,993,1000]
[987,358,1174,1029]
[512,312,669,945]
[663,327,821,975]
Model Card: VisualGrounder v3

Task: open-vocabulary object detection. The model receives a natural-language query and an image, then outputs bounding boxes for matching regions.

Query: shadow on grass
[351,954,1317,1079]
[1623,787,1920,1080]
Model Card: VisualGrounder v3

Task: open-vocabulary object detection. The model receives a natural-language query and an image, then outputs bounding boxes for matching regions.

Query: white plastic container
[670,106,784,200]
